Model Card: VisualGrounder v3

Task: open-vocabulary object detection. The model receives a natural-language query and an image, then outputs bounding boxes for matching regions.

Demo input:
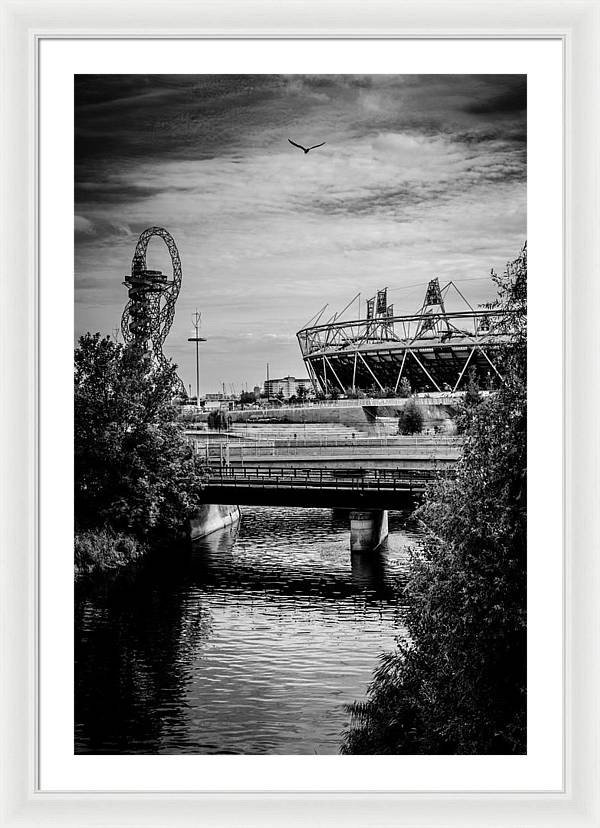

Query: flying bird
[288,138,326,154]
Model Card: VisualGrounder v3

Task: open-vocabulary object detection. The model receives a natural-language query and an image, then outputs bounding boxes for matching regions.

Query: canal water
[75,506,420,755]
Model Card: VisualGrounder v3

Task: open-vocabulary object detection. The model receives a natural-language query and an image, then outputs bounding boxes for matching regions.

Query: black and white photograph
[74,74,527,756]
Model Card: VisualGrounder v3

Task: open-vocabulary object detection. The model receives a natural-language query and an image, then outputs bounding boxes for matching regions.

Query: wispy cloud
[75,74,526,391]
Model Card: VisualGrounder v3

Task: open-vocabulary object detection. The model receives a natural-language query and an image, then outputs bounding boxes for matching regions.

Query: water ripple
[75,506,420,754]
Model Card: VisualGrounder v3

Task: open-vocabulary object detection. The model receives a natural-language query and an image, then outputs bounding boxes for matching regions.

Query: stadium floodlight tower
[121,226,185,392]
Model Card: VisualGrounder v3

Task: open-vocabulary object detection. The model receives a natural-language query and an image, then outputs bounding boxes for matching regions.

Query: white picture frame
[0,0,598,825]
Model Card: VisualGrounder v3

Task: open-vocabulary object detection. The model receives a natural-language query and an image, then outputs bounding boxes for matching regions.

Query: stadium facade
[296,278,512,395]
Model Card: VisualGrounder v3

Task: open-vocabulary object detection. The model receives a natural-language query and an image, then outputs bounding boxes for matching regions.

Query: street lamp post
[187,310,206,408]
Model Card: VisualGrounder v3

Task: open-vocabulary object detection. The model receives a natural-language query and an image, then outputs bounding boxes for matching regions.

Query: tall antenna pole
[187,309,206,408]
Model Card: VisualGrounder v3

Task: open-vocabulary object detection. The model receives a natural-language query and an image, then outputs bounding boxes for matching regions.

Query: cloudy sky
[75,74,526,394]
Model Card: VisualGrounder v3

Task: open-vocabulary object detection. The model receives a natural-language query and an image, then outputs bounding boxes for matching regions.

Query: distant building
[203,391,236,410]
[264,376,312,399]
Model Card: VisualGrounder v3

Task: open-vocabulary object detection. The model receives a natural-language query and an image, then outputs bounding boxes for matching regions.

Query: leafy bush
[397,400,424,435]
[239,390,256,405]
[464,368,483,407]
[75,334,206,542]
[342,245,527,755]
[455,369,484,434]
[74,528,146,579]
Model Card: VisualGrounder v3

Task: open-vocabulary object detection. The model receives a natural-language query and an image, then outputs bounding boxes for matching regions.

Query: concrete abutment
[190,503,240,540]
[191,504,390,556]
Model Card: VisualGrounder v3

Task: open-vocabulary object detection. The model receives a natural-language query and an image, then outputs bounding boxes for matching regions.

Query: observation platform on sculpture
[202,466,449,510]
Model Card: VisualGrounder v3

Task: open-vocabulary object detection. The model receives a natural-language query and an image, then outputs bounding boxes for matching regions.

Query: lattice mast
[415,277,452,338]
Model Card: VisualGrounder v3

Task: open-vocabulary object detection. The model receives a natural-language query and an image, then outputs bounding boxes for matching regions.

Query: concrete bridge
[191,432,460,554]
[202,465,454,552]
[203,465,444,510]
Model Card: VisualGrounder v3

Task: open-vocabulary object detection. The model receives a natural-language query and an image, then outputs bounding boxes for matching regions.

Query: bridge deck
[203,466,452,509]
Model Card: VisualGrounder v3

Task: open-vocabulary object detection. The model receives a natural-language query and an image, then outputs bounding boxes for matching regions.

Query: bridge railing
[206,465,453,482]
[203,465,455,496]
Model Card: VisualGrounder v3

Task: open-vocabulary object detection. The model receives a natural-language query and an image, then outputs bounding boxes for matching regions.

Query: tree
[455,368,484,434]
[397,400,424,435]
[239,390,255,406]
[342,244,527,755]
[398,377,412,398]
[464,367,482,408]
[75,334,205,542]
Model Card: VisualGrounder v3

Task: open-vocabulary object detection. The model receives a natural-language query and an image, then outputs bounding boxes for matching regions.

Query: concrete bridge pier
[349,509,389,553]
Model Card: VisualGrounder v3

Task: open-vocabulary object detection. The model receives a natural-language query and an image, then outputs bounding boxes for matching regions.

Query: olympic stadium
[296,278,513,395]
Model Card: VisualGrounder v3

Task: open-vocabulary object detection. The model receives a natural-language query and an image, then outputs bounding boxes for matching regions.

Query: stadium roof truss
[296,279,513,394]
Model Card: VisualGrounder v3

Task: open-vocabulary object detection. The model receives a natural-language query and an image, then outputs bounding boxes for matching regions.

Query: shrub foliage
[74,528,146,578]
[397,400,424,435]
[342,245,527,755]
[75,334,205,543]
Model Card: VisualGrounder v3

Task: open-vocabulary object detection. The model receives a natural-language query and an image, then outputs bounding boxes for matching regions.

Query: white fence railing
[186,433,462,448]
[190,440,462,462]
[180,391,492,420]
[233,394,470,413]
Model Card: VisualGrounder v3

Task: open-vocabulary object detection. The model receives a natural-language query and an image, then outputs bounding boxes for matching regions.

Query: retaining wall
[190,503,241,540]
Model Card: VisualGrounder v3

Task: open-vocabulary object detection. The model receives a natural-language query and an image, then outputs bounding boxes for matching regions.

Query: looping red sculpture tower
[121,226,185,390]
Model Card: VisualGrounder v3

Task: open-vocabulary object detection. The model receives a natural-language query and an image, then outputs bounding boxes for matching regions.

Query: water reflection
[350,548,387,589]
[75,506,419,755]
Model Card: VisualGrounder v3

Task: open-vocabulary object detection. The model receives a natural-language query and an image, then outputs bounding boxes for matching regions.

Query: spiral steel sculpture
[121,227,184,389]
[121,226,182,352]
